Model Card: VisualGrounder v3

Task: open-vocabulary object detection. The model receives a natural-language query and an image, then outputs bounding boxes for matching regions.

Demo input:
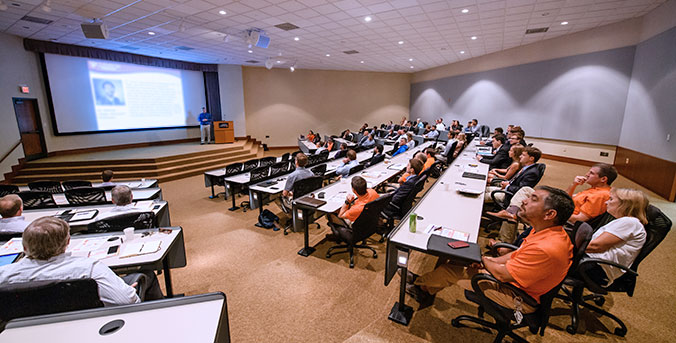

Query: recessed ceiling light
[461,8,469,14]
[471,36,477,40]
[398,40,404,45]
[294,37,299,41]
[325,53,330,57]
[148,31,155,35]
[364,16,372,22]
[561,21,569,25]
[276,60,281,64]
[460,50,465,54]
[360,60,364,63]
[248,50,253,53]
[410,66,414,69]
[218,10,226,15]
[408,58,413,61]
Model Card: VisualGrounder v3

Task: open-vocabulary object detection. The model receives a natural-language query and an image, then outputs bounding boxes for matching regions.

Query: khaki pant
[497,187,534,243]
[414,263,536,313]
[200,124,211,143]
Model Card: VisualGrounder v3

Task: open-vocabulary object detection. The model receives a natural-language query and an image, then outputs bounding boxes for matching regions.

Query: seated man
[382,159,424,218]
[0,194,29,234]
[407,186,574,310]
[314,141,327,155]
[437,131,458,164]
[423,147,436,170]
[405,133,416,149]
[334,143,349,159]
[391,137,409,157]
[478,134,511,170]
[484,146,542,204]
[366,144,385,167]
[335,150,359,177]
[359,134,376,149]
[277,153,315,210]
[0,217,164,305]
[328,176,380,231]
[101,169,115,187]
[396,152,426,185]
[341,129,354,142]
[424,126,439,140]
[99,185,141,219]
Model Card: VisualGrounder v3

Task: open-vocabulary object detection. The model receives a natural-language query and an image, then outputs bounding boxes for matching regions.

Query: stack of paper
[424,224,470,242]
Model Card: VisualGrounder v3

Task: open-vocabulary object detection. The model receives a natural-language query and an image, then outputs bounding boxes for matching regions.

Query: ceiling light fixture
[248,49,253,53]
[364,16,372,22]
[461,8,469,13]
[276,60,281,64]
[408,58,413,61]
[460,50,465,54]
[398,40,404,45]
[410,66,414,69]
[148,31,155,35]
[294,37,299,41]
[360,60,364,63]
[471,36,477,40]
[561,21,569,25]
[219,10,226,15]
[325,53,330,57]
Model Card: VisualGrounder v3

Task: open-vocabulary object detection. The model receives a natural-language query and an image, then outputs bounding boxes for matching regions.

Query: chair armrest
[490,243,519,256]
[471,273,539,308]
[123,272,148,301]
[490,190,513,210]
[578,257,637,294]
[490,178,506,186]
[579,258,637,277]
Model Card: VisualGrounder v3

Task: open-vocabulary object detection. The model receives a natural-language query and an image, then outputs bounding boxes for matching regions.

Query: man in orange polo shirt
[566,163,617,222]
[407,186,574,310]
[332,176,379,226]
[423,147,436,171]
[397,152,426,184]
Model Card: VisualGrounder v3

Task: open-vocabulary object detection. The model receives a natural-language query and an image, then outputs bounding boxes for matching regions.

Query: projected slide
[43,54,206,134]
[88,61,187,130]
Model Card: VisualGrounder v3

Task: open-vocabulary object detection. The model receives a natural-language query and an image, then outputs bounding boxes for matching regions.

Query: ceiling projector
[246,29,270,48]
[81,19,109,39]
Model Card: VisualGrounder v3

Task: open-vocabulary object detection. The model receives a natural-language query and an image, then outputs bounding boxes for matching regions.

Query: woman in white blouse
[584,188,649,286]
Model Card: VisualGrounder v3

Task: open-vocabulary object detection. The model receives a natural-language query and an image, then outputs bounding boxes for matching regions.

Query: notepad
[424,224,470,242]
[69,210,99,222]
[119,241,162,258]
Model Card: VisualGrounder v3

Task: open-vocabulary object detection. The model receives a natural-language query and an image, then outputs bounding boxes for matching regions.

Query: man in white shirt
[435,118,446,131]
[437,131,458,163]
[424,126,439,140]
[314,141,328,155]
[0,194,30,234]
[335,150,359,177]
[0,217,143,305]
[100,169,115,187]
[98,185,142,219]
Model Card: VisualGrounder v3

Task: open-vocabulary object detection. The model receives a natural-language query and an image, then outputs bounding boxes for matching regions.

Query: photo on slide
[93,78,125,106]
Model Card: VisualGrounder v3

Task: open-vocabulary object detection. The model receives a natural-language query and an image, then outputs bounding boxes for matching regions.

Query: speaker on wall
[81,21,109,39]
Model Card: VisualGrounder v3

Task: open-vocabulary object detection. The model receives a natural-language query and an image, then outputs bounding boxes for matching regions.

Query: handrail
[0,140,22,165]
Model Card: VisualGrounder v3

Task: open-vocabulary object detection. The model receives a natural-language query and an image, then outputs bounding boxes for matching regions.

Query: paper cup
[123,227,135,242]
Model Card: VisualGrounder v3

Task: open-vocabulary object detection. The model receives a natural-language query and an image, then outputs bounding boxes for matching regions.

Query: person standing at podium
[198,107,213,145]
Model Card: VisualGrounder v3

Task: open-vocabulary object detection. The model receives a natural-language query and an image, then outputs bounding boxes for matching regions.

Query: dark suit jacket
[384,174,418,217]
[367,153,385,167]
[480,144,511,170]
[506,164,541,194]
[335,149,347,159]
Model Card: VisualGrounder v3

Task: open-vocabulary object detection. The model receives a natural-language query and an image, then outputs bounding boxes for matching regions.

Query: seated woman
[487,144,524,183]
[452,133,466,158]
[583,188,648,286]
[306,130,316,143]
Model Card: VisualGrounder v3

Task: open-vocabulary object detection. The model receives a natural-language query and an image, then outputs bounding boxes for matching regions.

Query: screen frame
[39,53,213,136]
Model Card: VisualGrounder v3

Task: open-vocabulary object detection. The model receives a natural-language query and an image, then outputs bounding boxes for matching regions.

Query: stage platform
[9,139,263,185]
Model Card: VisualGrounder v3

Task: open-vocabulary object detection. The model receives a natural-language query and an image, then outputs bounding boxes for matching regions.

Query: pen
[433,226,442,231]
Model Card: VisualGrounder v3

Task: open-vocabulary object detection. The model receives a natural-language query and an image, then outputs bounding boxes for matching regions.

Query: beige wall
[242,67,411,147]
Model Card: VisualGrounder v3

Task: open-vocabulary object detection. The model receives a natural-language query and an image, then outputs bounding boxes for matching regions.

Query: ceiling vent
[175,46,194,51]
[21,15,53,25]
[245,60,260,64]
[120,45,140,50]
[343,50,359,55]
[525,27,549,34]
[274,22,299,31]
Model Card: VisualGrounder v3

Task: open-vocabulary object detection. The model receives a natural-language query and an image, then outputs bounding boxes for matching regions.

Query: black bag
[429,163,442,178]
[257,209,280,230]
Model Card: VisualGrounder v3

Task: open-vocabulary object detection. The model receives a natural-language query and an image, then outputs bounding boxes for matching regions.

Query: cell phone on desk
[107,245,120,255]
[448,241,469,249]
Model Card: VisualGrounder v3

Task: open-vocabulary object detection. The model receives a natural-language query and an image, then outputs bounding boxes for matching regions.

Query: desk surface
[389,141,488,248]
[203,156,287,179]
[45,188,162,207]
[294,142,433,213]
[18,179,158,192]
[21,200,168,229]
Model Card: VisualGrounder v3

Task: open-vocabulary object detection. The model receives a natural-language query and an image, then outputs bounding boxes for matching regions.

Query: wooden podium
[214,121,235,144]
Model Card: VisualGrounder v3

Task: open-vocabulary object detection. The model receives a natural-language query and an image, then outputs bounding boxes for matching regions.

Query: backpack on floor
[257,209,280,230]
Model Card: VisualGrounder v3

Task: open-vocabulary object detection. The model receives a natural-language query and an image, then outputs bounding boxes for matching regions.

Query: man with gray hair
[97,185,141,219]
[0,194,29,234]
[0,217,159,305]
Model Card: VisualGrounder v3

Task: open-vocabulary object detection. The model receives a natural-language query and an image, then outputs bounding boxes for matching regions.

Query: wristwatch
[345,199,351,206]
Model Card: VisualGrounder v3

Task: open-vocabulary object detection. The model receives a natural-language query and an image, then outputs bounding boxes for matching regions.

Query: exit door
[13,98,47,161]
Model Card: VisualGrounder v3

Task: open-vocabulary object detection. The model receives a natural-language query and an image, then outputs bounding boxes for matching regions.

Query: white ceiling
[0,0,665,72]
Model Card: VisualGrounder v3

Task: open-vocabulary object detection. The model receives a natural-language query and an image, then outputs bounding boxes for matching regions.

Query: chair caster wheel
[451,319,461,327]
[349,263,354,268]
[326,253,331,258]
[614,327,626,337]
[284,231,288,235]
[373,253,378,258]
[566,325,577,335]
[594,297,605,306]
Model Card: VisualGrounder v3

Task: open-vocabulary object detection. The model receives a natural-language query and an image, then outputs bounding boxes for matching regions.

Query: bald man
[0,194,29,234]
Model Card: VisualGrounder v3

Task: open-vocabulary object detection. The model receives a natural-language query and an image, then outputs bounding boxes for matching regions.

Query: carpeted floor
[156,155,676,343]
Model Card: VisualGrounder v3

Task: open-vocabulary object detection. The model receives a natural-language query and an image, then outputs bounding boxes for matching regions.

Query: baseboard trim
[541,154,597,167]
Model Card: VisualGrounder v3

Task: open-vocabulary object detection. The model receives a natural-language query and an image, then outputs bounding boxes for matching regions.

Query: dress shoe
[405,284,435,310]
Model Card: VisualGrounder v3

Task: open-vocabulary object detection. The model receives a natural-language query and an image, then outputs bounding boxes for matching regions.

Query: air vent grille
[343,50,359,55]
[275,23,299,31]
[21,15,53,24]
[525,27,549,34]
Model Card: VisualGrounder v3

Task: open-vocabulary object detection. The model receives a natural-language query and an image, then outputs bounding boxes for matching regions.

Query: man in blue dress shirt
[198,107,213,144]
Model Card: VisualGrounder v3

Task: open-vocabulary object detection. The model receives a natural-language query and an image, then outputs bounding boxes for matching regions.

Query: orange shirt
[572,186,611,218]
[341,189,379,222]
[307,133,315,142]
[423,156,435,171]
[505,226,572,302]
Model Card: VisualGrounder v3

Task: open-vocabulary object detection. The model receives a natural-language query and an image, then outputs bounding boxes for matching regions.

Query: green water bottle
[409,213,417,233]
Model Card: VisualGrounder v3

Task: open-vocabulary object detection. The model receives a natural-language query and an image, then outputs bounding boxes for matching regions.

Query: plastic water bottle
[409,213,417,233]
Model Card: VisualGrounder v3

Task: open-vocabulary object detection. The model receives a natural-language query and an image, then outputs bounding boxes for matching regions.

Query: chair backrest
[86,211,156,233]
[412,135,424,146]
[259,157,276,168]
[370,153,385,166]
[27,181,63,194]
[280,152,290,162]
[586,212,616,232]
[61,180,93,190]
[225,162,243,176]
[307,154,320,166]
[445,141,458,160]
[570,221,594,271]
[242,159,259,172]
[437,131,449,143]
[0,278,104,322]
[534,163,547,185]
[270,162,290,177]
[480,125,491,137]
[311,164,327,176]
[17,191,58,209]
[292,176,324,200]
[0,184,20,197]
[0,231,23,241]
[416,127,425,135]
[64,187,107,205]
[348,163,365,176]
[249,166,270,183]
[290,151,302,161]
[317,150,329,162]
[350,193,394,242]
[392,175,427,217]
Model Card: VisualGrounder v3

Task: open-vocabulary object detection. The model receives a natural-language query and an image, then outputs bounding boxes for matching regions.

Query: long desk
[41,187,162,207]
[248,146,394,218]
[298,138,317,154]
[22,200,171,233]
[203,156,292,200]
[293,141,434,257]
[17,179,158,192]
[332,137,357,148]
[0,226,187,297]
[384,140,489,325]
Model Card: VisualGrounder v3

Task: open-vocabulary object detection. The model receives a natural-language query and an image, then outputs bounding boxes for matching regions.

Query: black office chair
[380,175,428,240]
[310,164,327,176]
[0,231,23,242]
[27,181,63,194]
[0,279,104,323]
[441,141,458,166]
[64,187,107,205]
[86,211,156,233]
[347,163,365,176]
[290,150,302,161]
[326,193,393,268]
[451,221,593,342]
[99,185,116,191]
[317,150,329,163]
[62,180,93,190]
[240,166,270,212]
[242,159,259,172]
[490,163,547,209]
[559,205,671,336]
[280,152,291,162]
[307,154,320,166]
[0,184,20,197]
[270,161,290,177]
[282,176,324,235]
[17,191,58,209]
[368,154,385,167]
[259,156,276,168]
